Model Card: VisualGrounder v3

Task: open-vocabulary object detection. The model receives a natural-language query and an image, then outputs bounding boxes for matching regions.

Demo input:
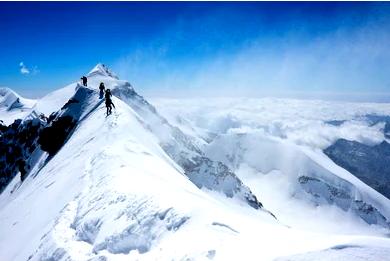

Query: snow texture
[1,66,390,260]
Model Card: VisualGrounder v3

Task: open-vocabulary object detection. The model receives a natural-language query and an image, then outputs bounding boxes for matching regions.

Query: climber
[81,76,87,86]
[105,89,115,115]
[99,82,105,99]
[39,113,48,122]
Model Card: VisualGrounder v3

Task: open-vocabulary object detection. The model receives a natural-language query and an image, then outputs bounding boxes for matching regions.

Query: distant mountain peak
[0,87,16,97]
[87,63,119,79]
[0,87,36,111]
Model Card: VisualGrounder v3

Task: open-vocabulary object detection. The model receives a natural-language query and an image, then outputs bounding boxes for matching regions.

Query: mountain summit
[88,63,119,79]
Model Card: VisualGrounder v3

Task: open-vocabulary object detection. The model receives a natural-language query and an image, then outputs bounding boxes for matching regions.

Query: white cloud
[19,62,39,75]
[19,62,30,74]
[152,97,390,149]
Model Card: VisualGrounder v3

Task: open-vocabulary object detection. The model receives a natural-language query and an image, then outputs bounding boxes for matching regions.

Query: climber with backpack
[81,76,87,86]
[105,89,115,115]
[99,82,105,99]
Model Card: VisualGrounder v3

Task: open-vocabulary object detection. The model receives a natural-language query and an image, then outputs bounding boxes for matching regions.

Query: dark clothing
[81,76,87,86]
[105,100,115,115]
[99,83,105,99]
[105,90,115,115]
[104,90,112,100]
[105,99,112,107]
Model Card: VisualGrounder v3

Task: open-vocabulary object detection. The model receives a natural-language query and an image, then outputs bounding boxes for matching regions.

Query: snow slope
[1,67,390,260]
[0,65,270,260]
[0,84,312,261]
[0,97,360,260]
[32,64,263,209]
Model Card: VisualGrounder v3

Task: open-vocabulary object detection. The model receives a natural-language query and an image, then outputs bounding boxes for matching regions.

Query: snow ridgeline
[0,64,275,260]
[2,64,263,210]
[80,64,262,209]
[110,82,262,210]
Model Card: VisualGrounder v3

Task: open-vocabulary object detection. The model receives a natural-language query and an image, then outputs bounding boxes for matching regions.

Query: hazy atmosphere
[1,2,390,100]
[2,2,390,260]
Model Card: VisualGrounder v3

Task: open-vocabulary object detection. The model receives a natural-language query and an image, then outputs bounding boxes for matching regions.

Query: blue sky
[1,2,390,101]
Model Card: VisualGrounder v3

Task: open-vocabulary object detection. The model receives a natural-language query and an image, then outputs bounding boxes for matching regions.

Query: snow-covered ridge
[110,83,263,209]
[1,65,390,260]
[0,64,275,260]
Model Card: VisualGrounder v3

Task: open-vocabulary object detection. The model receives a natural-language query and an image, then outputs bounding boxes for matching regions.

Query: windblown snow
[1,64,390,261]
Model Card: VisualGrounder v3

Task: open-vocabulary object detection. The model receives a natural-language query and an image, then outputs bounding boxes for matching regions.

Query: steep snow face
[112,85,262,209]
[0,87,36,125]
[59,66,264,209]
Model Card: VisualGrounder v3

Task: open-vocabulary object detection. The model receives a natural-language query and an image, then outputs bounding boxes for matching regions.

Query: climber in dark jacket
[99,82,105,99]
[105,89,115,115]
[81,76,87,86]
